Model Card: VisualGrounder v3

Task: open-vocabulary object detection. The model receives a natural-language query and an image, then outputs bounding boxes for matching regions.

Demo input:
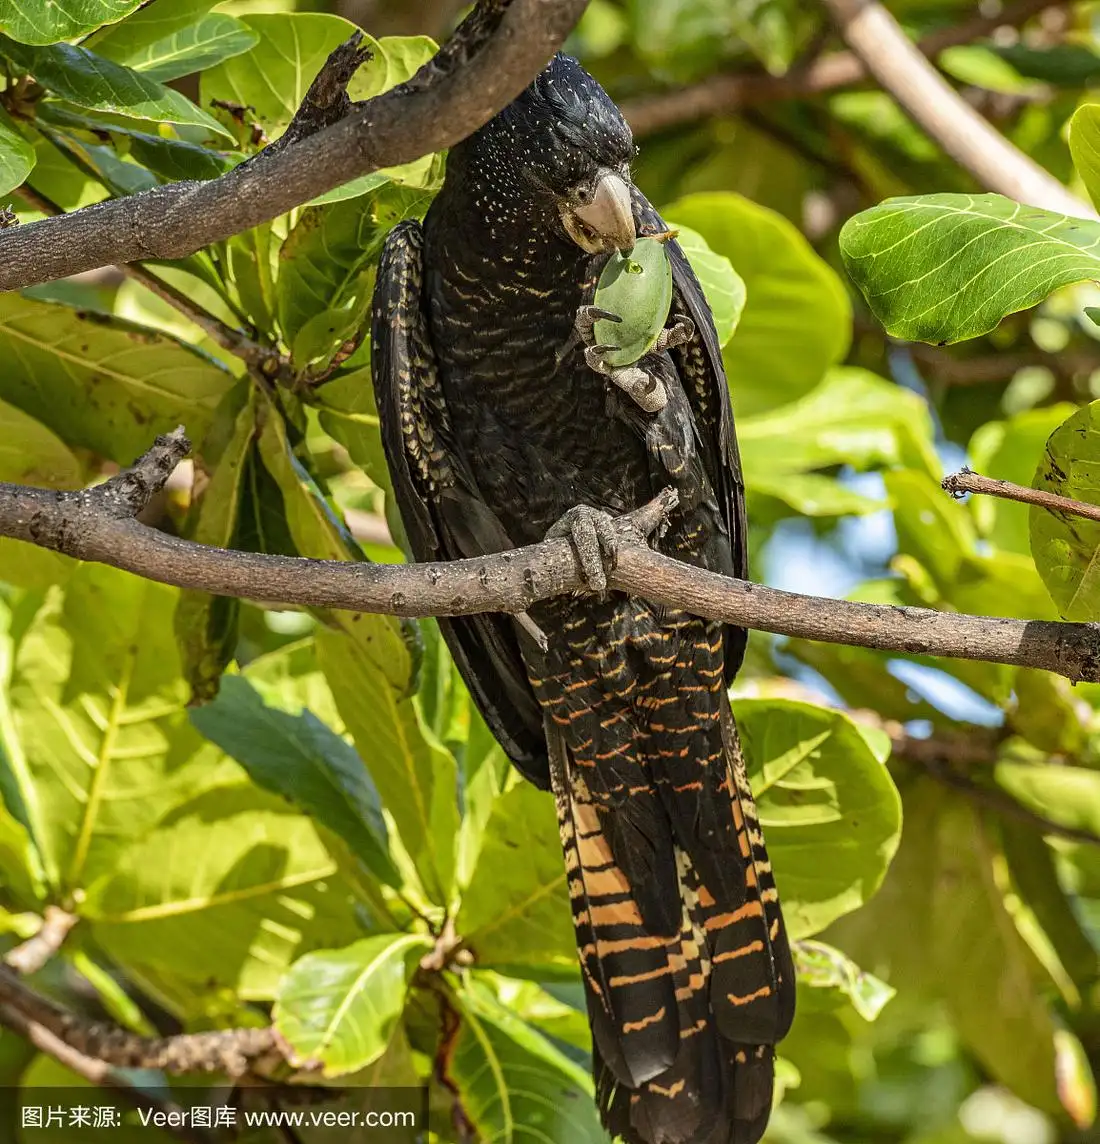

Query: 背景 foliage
[0,2,1100,1143]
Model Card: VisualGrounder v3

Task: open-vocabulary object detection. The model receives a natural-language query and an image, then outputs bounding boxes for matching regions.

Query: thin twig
[943,467,1100,524]
[0,0,589,290]
[14,184,286,377]
[822,0,1092,217]
[622,0,1060,136]
[4,907,77,975]
[2,429,1099,683]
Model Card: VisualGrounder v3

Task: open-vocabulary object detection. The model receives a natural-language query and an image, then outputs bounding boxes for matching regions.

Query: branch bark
[3,429,1099,683]
[944,467,1100,524]
[4,907,77,976]
[0,0,589,291]
[822,0,1093,217]
[621,0,1059,137]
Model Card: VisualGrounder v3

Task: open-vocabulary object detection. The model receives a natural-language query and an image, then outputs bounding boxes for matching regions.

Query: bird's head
[463,53,637,256]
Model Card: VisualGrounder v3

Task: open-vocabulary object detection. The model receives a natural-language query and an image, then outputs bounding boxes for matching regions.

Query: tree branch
[822,0,1092,217]
[0,0,589,291]
[944,467,1100,524]
[3,429,1099,683]
[621,0,1059,137]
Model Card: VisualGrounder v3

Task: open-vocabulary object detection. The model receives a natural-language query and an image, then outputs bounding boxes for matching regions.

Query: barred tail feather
[544,703,794,1144]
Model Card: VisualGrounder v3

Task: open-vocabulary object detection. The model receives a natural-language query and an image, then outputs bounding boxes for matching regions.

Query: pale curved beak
[562,170,636,255]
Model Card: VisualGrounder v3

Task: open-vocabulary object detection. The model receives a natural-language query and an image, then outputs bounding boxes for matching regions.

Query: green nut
[592,236,674,368]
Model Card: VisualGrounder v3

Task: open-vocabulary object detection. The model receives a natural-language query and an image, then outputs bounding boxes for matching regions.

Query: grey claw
[584,344,615,374]
[575,305,622,347]
[655,314,695,351]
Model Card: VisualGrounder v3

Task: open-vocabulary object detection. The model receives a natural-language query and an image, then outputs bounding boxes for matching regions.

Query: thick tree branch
[822,0,1092,217]
[944,467,1100,524]
[3,429,1099,683]
[0,0,589,291]
[621,0,1058,137]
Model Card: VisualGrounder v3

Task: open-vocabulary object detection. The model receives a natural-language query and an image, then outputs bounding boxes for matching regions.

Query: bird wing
[632,189,750,679]
[370,220,549,787]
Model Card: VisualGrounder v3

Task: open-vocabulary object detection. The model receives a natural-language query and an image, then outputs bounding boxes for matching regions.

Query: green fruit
[592,236,673,368]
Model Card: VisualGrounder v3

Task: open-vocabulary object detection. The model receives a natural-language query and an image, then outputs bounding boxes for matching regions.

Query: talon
[608,365,667,413]
[547,504,619,595]
[575,304,622,345]
[584,344,616,375]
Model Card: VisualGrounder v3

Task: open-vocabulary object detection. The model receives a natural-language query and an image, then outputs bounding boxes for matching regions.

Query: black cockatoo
[371,51,794,1144]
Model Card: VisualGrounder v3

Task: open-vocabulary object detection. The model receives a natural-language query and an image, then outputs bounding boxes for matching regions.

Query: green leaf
[831,777,1093,1122]
[201,13,364,144]
[1070,104,1100,215]
[0,106,33,197]
[968,404,1077,556]
[792,939,895,1021]
[274,933,430,1076]
[91,12,257,84]
[190,675,400,889]
[0,37,233,141]
[0,0,144,45]
[85,783,365,1008]
[0,294,233,465]
[317,628,459,907]
[995,762,1100,837]
[667,222,745,347]
[85,0,215,60]
[735,698,902,939]
[740,368,940,482]
[277,186,430,374]
[0,399,81,488]
[840,193,1100,345]
[174,384,256,702]
[662,191,851,416]
[457,782,575,977]
[224,225,277,334]
[8,566,238,895]
[1030,401,1100,620]
[443,977,606,1144]
[315,363,392,493]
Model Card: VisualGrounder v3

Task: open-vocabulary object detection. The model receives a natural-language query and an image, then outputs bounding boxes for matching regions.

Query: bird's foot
[574,304,670,413]
[654,313,695,352]
[547,504,619,595]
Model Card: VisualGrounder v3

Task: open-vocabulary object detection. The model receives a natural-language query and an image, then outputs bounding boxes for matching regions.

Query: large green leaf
[8,567,237,895]
[0,399,81,488]
[735,698,902,939]
[1030,401,1100,620]
[85,0,214,60]
[995,762,1100,837]
[0,294,233,464]
[830,776,1094,1123]
[0,106,33,198]
[0,0,143,44]
[201,13,363,144]
[317,628,459,908]
[274,933,430,1077]
[0,37,232,141]
[457,782,575,977]
[840,193,1100,344]
[663,191,851,416]
[665,222,745,347]
[968,404,1077,556]
[190,675,400,888]
[84,784,365,1008]
[443,977,606,1144]
[1069,103,1100,214]
[90,12,257,83]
